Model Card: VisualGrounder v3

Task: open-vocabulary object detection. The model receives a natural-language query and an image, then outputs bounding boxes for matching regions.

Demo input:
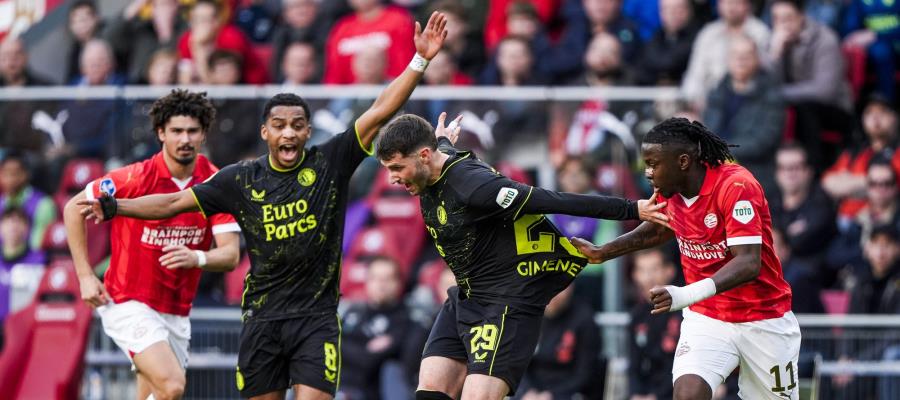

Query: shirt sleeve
[458,164,639,221]
[210,213,241,235]
[718,173,766,247]
[84,164,141,200]
[190,165,241,218]
[318,120,373,179]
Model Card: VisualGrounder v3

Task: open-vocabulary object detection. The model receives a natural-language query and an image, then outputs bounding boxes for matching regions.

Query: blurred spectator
[323,0,415,84]
[71,39,125,86]
[516,284,599,399]
[828,157,900,277]
[177,0,268,84]
[483,0,561,52]
[771,144,836,284]
[104,0,186,84]
[627,248,680,400]
[280,41,319,85]
[0,153,56,252]
[622,0,662,40]
[702,35,784,194]
[206,49,243,85]
[479,36,547,86]
[234,0,276,42]
[768,0,852,171]
[340,256,415,400]
[423,51,472,86]
[772,226,825,313]
[551,157,602,239]
[352,47,388,84]
[429,0,485,79]
[574,0,641,64]
[842,0,900,102]
[270,0,331,81]
[145,48,178,85]
[635,0,699,86]
[0,208,47,324]
[572,31,627,85]
[65,0,103,83]
[681,0,770,108]
[0,37,51,87]
[822,95,900,221]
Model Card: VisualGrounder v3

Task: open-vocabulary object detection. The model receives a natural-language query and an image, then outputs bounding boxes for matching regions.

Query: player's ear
[419,146,431,161]
[260,124,268,140]
[678,153,691,170]
[156,127,166,144]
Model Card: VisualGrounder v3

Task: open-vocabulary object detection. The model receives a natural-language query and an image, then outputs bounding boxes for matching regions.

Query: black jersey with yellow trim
[190,121,371,321]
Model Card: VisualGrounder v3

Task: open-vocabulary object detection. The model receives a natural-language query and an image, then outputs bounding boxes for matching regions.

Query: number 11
[770,361,797,392]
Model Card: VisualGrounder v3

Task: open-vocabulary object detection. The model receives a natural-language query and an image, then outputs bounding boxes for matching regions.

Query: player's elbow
[739,254,762,282]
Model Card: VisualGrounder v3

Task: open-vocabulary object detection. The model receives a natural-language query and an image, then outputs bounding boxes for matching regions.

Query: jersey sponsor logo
[141,226,205,247]
[704,213,718,228]
[732,200,755,224]
[261,199,318,241]
[437,205,448,225]
[676,237,727,260]
[99,178,116,196]
[495,187,518,209]
[297,168,317,186]
[250,189,266,202]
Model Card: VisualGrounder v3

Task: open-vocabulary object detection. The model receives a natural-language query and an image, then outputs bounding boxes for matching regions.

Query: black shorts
[422,286,542,395]
[236,313,341,398]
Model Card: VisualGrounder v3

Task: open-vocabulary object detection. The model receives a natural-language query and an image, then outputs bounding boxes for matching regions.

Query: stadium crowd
[0,0,899,399]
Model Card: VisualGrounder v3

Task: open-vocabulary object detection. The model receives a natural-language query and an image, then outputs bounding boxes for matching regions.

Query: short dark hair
[870,224,900,243]
[644,118,735,167]
[770,0,803,11]
[375,114,437,160]
[507,1,539,19]
[69,0,97,15]
[262,93,311,123]
[776,143,809,165]
[1,207,28,222]
[430,0,467,20]
[0,150,27,169]
[208,49,243,70]
[867,153,897,181]
[149,89,217,133]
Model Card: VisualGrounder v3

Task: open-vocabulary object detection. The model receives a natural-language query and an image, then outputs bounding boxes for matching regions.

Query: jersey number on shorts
[513,215,583,257]
[469,324,499,361]
[769,361,797,393]
[324,342,338,383]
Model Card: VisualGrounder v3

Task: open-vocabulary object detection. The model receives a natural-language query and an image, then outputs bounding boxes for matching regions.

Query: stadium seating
[0,260,92,399]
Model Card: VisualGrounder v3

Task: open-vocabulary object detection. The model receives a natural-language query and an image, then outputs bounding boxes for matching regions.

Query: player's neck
[680,167,707,198]
[428,151,452,185]
[162,151,196,180]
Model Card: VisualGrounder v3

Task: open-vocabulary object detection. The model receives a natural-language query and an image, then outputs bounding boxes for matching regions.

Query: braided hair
[644,118,735,167]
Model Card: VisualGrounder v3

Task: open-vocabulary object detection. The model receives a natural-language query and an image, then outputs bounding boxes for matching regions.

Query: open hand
[160,245,201,269]
[637,191,670,229]
[435,112,462,144]
[414,12,448,60]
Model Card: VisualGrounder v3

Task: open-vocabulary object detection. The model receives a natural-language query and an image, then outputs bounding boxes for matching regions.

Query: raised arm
[570,221,675,264]
[78,190,200,222]
[355,11,448,149]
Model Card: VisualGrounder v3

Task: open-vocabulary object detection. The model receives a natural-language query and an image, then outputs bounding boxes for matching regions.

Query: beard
[174,154,196,165]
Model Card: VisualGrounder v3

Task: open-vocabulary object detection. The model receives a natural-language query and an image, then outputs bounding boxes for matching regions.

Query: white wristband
[664,278,716,312]
[408,53,429,72]
[194,250,207,268]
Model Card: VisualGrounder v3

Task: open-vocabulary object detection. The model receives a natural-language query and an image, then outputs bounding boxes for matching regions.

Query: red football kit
[86,153,239,316]
[658,163,792,323]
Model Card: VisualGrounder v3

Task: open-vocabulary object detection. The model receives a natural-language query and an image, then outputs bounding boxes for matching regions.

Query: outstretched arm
[570,221,675,264]
[355,12,448,149]
[515,189,670,226]
[160,231,241,272]
[78,190,200,222]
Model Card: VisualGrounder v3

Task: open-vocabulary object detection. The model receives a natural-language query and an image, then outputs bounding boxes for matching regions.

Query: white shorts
[672,308,801,399]
[97,300,191,371]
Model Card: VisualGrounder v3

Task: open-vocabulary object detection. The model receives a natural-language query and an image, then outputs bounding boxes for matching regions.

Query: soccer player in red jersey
[64,89,241,400]
[572,118,800,400]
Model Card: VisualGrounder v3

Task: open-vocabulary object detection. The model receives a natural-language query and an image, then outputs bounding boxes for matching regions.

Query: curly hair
[149,89,216,133]
[644,117,735,167]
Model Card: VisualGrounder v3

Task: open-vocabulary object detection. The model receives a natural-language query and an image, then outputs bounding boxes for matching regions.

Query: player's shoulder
[444,152,494,185]
[716,163,762,189]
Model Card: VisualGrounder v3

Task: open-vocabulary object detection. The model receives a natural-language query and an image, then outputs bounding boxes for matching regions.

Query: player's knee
[155,376,186,400]
[415,390,454,400]
[673,375,712,400]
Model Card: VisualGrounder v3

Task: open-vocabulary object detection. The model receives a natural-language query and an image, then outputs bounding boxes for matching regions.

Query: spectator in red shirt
[823,95,900,221]
[177,0,268,84]
[323,0,415,84]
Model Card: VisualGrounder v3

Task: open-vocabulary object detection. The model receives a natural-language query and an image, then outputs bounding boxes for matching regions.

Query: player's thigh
[672,310,741,394]
[458,301,542,398]
[132,341,186,395]
[292,383,333,400]
[419,356,467,395]
[735,312,802,400]
[288,314,341,397]
[237,320,290,398]
[460,374,509,400]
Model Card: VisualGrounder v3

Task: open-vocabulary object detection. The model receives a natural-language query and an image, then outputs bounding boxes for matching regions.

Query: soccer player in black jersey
[374,113,669,400]
[78,12,449,400]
